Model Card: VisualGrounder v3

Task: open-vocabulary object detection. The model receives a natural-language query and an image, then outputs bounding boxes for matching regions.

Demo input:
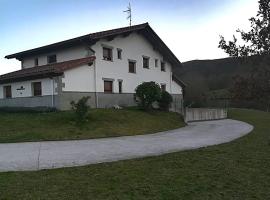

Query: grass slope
[0,109,269,199]
[0,108,184,143]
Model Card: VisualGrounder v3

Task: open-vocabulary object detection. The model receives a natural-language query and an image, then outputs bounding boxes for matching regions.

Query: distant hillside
[175,57,269,99]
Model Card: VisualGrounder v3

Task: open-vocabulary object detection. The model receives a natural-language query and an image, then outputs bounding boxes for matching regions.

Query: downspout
[170,71,172,94]
[94,60,98,108]
[51,77,55,108]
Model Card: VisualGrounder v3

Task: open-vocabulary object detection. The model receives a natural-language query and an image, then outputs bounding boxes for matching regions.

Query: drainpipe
[170,71,173,111]
[51,77,54,108]
[170,71,172,94]
[94,60,98,108]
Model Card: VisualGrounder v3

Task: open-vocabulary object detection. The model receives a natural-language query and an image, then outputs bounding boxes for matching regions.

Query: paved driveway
[0,119,253,172]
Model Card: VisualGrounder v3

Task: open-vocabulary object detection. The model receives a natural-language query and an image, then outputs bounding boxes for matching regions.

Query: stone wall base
[0,95,59,109]
[0,92,184,114]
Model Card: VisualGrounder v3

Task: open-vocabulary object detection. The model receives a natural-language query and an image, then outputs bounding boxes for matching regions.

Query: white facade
[171,80,183,95]
[0,78,57,99]
[91,33,178,94]
[60,32,182,95]
[22,46,90,69]
[1,31,182,101]
[62,64,95,92]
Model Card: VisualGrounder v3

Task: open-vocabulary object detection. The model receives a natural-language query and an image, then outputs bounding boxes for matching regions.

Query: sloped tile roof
[5,23,149,60]
[0,56,95,84]
[5,23,182,68]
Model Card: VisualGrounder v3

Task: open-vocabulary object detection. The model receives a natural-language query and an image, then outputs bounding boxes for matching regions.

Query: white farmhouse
[0,23,185,111]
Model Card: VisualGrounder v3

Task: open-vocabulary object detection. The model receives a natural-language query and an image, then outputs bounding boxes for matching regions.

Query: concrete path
[0,119,253,172]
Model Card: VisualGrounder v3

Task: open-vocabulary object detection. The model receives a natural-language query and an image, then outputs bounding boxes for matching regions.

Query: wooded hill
[176,57,269,100]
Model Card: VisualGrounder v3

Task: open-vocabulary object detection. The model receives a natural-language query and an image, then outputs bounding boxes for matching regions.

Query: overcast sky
[0,0,258,75]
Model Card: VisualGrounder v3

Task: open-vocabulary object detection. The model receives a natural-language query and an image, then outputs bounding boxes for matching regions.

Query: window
[32,82,42,96]
[128,60,136,73]
[34,58,39,66]
[47,55,57,64]
[118,81,123,93]
[104,80,113,93]
[143,57,149,68]
[3,85,11,98]
[117,49,122,59]
[103,47,113,61]
[161,84,166,92]
[161,61,166,72]
[155,59,158,67]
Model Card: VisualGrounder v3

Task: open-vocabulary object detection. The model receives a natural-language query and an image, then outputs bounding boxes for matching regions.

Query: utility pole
[123,2,132,26]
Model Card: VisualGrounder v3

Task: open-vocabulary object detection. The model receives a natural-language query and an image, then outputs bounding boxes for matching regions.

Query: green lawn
[0,109,269,199]
[0,108,184,143]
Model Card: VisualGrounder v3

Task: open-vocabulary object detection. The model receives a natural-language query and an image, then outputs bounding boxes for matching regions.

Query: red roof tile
[0,56,95,84]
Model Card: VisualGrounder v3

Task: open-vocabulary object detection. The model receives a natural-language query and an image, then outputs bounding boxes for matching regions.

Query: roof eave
[5,23,150,60]
[141,25,183,69]
[5,37,93,60]
[0,72,62,84]
[172,74,187,88]
[0,56,96,84]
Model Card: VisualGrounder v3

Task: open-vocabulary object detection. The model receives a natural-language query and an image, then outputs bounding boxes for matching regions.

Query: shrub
[135,81,161,111]
[70,96,90,125]
[158,91,173,111]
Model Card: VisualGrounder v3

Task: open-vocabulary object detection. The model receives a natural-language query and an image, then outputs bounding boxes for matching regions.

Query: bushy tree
[218,0,270,109]
[158,91,173,111]
[70,96,90,125]
[230,67,270,109]
[135,82,161,111]
[219,0,270,58]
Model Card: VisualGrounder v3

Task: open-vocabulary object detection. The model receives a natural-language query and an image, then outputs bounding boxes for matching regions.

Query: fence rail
[185,98,269,112]
[185,108,227,123]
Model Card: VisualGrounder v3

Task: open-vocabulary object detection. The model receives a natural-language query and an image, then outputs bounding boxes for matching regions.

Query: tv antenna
[123,3,132,26]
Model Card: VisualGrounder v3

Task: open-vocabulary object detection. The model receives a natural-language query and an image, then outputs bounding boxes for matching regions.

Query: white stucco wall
[0,78,57,99]
[91,33,182,94]
[22,46,89,68]
[18,32,182,95]
[171,80,183,95]
[62,64,95,92]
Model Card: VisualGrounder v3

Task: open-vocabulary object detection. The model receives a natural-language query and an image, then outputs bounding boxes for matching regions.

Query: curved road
[0,119,253,172]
